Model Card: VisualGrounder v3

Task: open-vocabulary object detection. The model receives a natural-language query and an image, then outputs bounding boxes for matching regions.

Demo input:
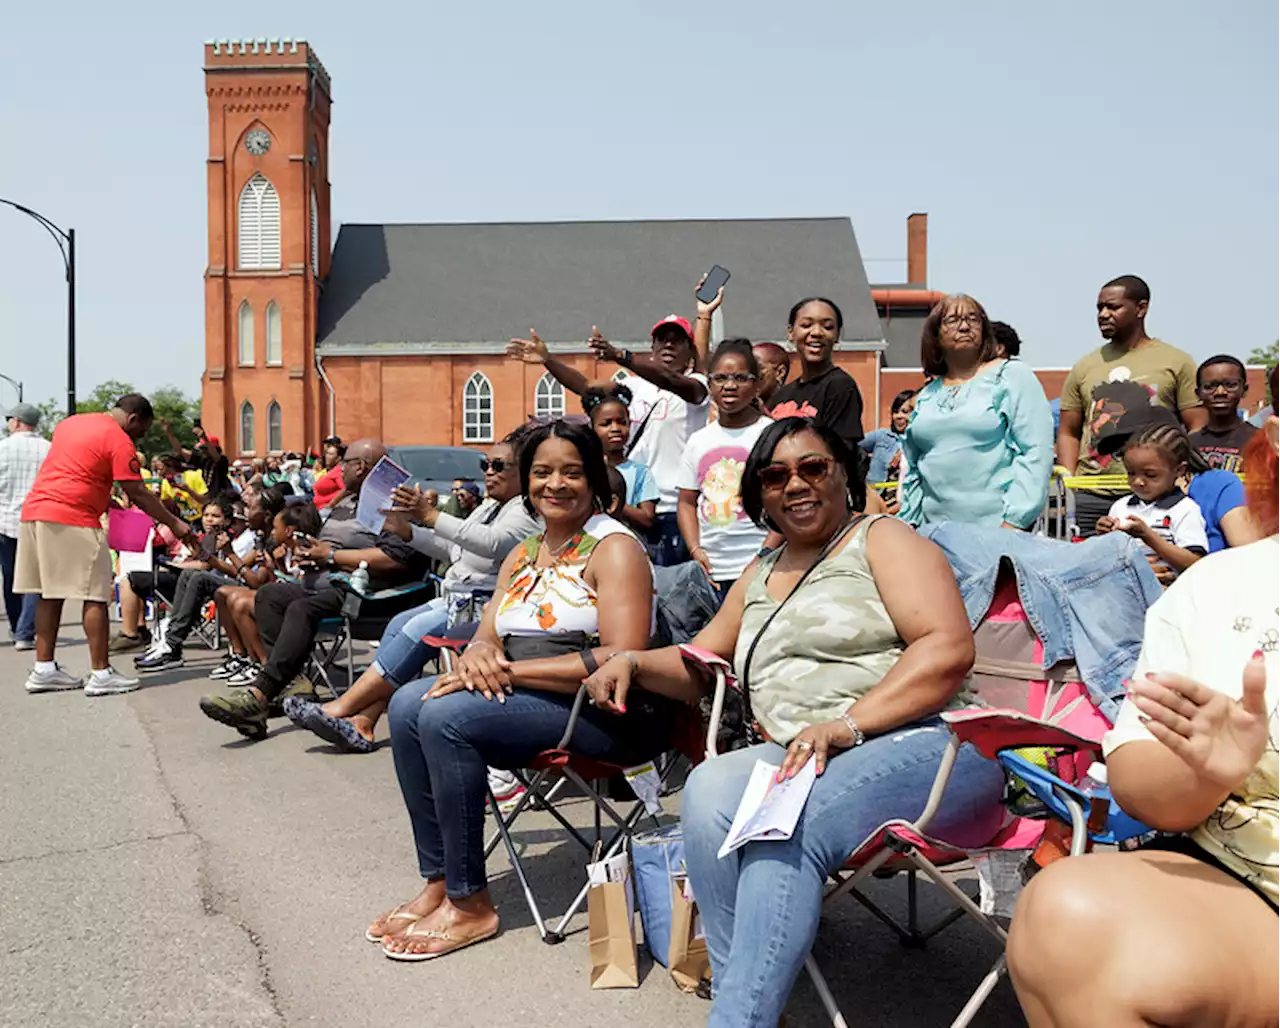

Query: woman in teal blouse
[899,295,1054,529]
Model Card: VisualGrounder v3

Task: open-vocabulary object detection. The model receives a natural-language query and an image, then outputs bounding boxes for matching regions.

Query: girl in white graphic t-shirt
[676,340,781,599]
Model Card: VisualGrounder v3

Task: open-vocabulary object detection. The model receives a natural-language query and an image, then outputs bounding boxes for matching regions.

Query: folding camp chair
[307,575,436,697]
[145,562,223,652]
[687,573,1150,1028]
[429,634,704,944]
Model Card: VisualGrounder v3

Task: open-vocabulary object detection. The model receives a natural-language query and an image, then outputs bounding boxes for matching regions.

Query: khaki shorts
[14,521,114,603]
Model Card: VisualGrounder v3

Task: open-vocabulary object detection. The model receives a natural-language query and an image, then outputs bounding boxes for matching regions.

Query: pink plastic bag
[107,507,153,553]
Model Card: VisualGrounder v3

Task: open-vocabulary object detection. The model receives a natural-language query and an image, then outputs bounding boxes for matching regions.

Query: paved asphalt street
[0,624,1027,1028]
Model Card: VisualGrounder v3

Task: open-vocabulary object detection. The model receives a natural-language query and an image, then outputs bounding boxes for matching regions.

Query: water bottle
[350,560,370,595]
[1080,762,1110,835]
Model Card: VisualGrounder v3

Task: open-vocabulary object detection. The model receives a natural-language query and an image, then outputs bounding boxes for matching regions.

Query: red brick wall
[202,41,329,457]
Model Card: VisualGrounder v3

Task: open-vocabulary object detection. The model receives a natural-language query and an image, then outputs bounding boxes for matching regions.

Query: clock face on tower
[244,129,271,156]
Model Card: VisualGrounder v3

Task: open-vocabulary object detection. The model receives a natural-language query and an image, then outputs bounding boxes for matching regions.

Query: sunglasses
[759,456,836,492]
[479,459,510,473]
[710,372,758,385]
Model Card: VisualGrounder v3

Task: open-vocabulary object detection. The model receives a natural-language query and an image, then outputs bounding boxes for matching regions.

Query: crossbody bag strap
[739,515,868,719]
[624,401,658,459]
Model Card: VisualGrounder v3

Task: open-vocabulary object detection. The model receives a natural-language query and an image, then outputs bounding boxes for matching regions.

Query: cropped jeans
[681,719,1005,1028]
[388,676,661,898]
[370,598,450,688]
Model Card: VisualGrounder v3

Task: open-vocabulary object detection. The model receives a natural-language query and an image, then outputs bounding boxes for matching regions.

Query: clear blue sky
[2,0,1276,411]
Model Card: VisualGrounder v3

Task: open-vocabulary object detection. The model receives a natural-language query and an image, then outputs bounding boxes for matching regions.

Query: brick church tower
[201,39,331,457]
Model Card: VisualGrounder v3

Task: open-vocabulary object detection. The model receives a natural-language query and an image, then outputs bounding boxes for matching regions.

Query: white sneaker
[83,666,141,697]
[13,639,34,652]
[25,665,85,693]
[487,769,526,812]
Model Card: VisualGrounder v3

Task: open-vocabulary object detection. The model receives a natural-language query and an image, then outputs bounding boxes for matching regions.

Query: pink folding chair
[686,575,1141,1027]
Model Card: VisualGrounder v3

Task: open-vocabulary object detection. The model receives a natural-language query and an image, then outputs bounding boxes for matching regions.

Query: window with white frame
[265,301,282,365]
[237,173,281,270]
[534,372,565,420]
[310,187,319,277]
[237,300,254,365]
[267,401,283,452]
[239,400,255,453]
[463,372,493,443]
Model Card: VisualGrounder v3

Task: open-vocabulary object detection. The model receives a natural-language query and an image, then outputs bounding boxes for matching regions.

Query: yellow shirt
[159,469,208,522]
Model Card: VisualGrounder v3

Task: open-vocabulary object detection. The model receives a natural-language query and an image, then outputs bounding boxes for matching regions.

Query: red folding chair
[425,634,704,943]
[684,572,1147,1028]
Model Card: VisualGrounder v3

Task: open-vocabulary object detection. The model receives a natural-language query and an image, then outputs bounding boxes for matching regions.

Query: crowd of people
[1,269,1275,1026]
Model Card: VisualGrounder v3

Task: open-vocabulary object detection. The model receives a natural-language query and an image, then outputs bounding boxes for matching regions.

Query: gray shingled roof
[316,217,885,352]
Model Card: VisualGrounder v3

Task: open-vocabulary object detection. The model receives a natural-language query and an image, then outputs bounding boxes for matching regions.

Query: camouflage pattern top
[734,515,970,744]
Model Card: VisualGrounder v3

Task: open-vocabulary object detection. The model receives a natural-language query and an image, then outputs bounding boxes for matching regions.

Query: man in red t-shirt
[16,393,193,696]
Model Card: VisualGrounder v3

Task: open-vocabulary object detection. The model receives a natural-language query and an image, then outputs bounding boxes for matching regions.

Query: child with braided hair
[1097,417,1209,576]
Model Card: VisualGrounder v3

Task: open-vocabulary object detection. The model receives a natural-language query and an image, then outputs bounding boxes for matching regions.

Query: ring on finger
[795,740,813,751]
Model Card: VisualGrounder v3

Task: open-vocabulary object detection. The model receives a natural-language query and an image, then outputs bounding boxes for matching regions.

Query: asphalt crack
[0,829,191,865]
[131,702,288,1027]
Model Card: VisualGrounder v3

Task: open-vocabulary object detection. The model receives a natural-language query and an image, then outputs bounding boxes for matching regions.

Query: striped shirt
[0,430,52,537]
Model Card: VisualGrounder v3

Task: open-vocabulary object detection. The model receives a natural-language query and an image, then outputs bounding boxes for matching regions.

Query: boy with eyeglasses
[1187,355,1257,474]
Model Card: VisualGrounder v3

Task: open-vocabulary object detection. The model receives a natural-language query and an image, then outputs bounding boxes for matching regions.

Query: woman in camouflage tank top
[584,418,1004,1027]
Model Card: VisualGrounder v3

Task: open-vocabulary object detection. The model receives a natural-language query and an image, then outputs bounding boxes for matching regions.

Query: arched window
[237,172,281,270]
[534,372,565,420]
[310,187,319,277]
[265,301,282,365]
[462,372,493,443]
[239,400,255,454]
[267,401,283,453]
[237,300,254,365]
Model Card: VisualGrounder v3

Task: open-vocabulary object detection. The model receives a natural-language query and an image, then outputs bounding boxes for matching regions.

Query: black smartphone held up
[192,417,202,429]
[696,265,731,304]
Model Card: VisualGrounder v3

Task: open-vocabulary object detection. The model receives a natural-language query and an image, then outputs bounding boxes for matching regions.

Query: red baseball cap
[650,314,694,343]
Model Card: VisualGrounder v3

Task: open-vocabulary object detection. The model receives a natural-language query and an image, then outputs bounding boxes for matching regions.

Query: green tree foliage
[1247,341,1278,369]
[29,382,200,454]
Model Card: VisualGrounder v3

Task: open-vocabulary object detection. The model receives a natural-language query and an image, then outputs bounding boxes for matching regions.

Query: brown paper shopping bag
[587,844,639,989]
[667,878,711,994]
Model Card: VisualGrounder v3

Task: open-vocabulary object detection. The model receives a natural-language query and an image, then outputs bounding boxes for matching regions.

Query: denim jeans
[164,569,236,650]
[388,676,662,898]
[651,512,691,568]
[371,598,449,688]
[0,532,36,642]
[681,721,1006,1028]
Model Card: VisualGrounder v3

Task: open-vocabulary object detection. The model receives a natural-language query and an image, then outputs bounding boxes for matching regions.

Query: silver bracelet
[839,712,865,747]
[608,651,639,675]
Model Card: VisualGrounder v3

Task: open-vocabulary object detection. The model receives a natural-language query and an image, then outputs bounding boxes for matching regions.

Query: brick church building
[202,40,1083,457]
[202,40,931,455]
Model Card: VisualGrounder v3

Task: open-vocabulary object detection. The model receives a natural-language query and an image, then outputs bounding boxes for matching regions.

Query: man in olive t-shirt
[1057,274,1206,535]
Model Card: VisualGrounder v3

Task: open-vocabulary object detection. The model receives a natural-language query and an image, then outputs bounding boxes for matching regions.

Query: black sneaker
[135,646,185,673]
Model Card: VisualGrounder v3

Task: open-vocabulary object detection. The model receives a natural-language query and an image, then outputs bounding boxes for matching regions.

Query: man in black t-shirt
[766,297,864,447]
[1188,355,1257,474]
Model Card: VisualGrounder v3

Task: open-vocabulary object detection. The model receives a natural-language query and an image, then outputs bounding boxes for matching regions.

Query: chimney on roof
[907,213,927,285]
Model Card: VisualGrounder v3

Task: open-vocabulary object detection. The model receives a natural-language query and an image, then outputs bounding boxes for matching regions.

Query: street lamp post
[0,374,22,403]
[0,199,75,415]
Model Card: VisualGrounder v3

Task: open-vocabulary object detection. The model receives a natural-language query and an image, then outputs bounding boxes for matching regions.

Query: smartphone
[192,417,202,429]
[696,265,731,304]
